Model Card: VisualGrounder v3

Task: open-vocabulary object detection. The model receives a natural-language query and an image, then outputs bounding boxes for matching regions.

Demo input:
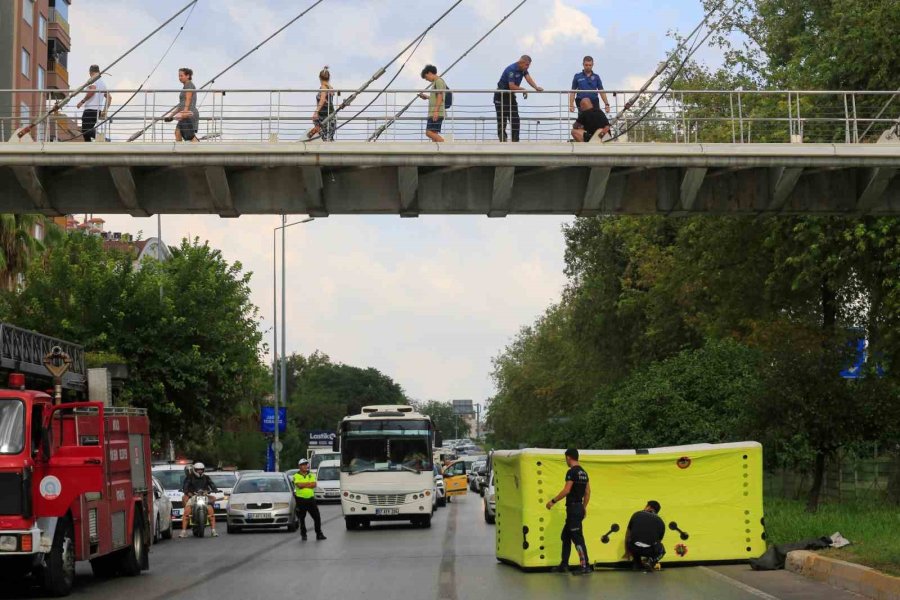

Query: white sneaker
[179,530,188,538]
[211,529,219,537]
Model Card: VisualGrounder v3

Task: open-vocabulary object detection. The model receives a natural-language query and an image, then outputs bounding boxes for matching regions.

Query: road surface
[2,496,862,600]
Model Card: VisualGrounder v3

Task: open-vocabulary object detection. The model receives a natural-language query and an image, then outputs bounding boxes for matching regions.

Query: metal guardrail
[1,88,898,145]
[0,323,86,391]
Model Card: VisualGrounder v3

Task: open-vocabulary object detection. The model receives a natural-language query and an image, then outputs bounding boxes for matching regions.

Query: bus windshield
[343,437,430,473]
[0,400,25,455]
[341,418,432,474]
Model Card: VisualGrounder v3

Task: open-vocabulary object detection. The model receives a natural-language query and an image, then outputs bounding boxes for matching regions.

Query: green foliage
[7,233,267,445]
[578,339,763,450]
[278,352,408,463]
[412,400,468,439]
[765,496,900,576]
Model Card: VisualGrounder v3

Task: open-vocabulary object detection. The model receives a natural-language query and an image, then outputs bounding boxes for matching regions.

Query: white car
[151,476,173,542]
[152,463,190,520]
[206,471,238,517]
[313,460,342,502]
[433,463,446,508]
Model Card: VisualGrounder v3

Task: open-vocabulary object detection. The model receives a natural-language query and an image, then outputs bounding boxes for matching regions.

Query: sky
[67,0,724,405]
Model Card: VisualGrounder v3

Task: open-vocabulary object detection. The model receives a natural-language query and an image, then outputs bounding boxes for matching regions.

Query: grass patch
[764,496,900,576]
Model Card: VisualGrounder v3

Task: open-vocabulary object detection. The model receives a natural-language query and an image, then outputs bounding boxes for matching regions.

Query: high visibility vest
[293,472,316,499]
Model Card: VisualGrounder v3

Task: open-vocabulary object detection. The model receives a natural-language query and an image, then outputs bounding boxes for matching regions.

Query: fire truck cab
[0,325,151,596]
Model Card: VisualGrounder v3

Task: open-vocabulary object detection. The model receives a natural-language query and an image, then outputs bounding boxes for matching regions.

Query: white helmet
[193,462,205,471]
[298,459,309,466]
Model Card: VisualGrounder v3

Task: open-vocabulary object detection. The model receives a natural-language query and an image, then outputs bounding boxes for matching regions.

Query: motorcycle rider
[181,462,220,538]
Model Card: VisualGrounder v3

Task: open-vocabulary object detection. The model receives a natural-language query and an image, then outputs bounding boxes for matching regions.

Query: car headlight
[315,487,323,494]
[229,503,245,511]
[273,502,290,510]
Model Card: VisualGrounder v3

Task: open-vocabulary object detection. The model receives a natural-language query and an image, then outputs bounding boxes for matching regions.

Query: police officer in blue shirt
[569,56,610,114]
[494,55,544,142]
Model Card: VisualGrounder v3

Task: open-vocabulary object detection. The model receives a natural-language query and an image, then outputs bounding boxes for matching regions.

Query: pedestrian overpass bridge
[2,88,898,216]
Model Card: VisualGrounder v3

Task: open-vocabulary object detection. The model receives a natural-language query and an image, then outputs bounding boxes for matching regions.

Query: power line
[127,0,326,142]
[312,0,464,136]
[55,0,198,143]
[18,0,199,140]
[370,0,530,141]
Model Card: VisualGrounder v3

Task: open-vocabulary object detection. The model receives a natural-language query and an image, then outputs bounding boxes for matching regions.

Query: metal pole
[272,223,279,468]
[278,214,287,472]
[157,214,163,300]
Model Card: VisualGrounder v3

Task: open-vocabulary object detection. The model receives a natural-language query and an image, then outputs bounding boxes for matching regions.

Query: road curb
[786,550,900,600]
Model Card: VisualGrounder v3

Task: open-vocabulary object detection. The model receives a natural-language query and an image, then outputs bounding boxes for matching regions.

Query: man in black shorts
[625,500,666,571]
[546,448,593,575]
[571,97,610,143]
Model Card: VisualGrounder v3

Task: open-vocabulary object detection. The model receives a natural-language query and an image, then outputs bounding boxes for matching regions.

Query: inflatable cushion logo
[40,475,62,500]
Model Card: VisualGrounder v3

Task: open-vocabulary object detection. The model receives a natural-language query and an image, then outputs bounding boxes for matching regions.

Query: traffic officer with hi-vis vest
[293,458,326,541]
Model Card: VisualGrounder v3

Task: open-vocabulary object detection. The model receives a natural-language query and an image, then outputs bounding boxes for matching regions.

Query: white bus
[336,405,441,530]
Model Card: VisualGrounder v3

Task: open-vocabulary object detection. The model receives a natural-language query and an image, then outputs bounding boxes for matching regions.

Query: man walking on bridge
[76,65,110,142]
[494,55,543,142]
[546,448,593,575]
[419,65,447,143]
[293,458,326,541]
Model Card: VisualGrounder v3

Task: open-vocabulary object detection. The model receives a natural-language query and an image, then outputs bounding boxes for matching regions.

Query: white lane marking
[699,567,781,600]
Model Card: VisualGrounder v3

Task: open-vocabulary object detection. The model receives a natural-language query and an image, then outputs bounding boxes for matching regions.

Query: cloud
[521,0,605,50]
[65,0,733,401]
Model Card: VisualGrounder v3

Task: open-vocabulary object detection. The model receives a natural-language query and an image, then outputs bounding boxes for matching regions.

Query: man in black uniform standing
[546,448,593,575]
[625,500,666,571]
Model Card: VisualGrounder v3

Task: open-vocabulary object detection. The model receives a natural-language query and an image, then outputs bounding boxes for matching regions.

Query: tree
[413,400,468,440]
[278,352,409,463]
[0,214,62,292]
[8,234,268,445]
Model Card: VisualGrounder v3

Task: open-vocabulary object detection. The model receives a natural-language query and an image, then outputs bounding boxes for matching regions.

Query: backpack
[441,79,453,108]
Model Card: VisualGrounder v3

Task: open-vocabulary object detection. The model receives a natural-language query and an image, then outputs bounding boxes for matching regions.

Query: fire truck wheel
[43,516,75,596]
[119,512,145,577]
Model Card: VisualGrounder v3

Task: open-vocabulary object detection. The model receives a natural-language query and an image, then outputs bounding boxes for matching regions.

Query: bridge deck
[1,142,898,216]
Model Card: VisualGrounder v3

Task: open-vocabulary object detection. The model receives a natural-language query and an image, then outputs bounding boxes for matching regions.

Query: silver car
[226,473,298,533]
[483,470,495,524]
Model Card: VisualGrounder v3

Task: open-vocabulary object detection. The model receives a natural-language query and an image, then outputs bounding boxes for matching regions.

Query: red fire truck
[0,324,151,596]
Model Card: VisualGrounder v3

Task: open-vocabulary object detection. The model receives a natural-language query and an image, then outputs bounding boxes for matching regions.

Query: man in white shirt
[76,65,111,142]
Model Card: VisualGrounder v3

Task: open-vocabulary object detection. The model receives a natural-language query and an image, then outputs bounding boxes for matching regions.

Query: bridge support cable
[16,0,199,141]
[369,0,530,141]
[311,0,464,138]
[127,0,326,142]
[54,0,199,143]
[607,0,743,142]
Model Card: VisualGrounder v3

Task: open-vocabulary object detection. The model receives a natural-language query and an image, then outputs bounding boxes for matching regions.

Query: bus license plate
[248,512,271,520]
[375,508,399,516]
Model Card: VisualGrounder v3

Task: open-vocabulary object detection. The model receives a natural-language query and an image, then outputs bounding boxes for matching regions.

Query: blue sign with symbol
[260,407,287,433]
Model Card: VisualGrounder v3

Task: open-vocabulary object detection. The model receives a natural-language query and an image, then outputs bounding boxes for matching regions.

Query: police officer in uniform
[546,448,593,574]
[493,55,544,142]
[293,458,326,541]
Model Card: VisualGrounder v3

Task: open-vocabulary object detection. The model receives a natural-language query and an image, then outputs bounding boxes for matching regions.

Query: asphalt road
[2,496,863,600]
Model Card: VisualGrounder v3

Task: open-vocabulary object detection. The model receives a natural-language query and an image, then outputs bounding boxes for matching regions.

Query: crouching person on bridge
[546,448,593,575]
[625,500,666,571]
[293,458,326,541]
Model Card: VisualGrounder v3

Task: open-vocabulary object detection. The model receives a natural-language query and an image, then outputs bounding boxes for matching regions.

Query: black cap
[89,65,100,74]
[647,500,661,513]
[564,448,579,460]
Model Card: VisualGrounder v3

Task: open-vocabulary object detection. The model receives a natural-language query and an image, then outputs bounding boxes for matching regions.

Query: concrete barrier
[786,550,900,600]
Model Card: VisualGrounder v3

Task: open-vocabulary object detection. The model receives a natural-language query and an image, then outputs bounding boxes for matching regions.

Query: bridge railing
[2,88,897,144]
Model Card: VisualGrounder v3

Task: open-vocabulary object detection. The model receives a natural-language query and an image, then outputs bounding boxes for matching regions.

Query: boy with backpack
[419,65,450,142]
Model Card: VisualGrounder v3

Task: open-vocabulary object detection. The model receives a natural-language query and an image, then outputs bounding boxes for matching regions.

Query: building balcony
[48,9,71,50]
[46,61,69,90]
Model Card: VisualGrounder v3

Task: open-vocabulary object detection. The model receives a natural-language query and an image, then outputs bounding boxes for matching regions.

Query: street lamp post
[272,216,314,472]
